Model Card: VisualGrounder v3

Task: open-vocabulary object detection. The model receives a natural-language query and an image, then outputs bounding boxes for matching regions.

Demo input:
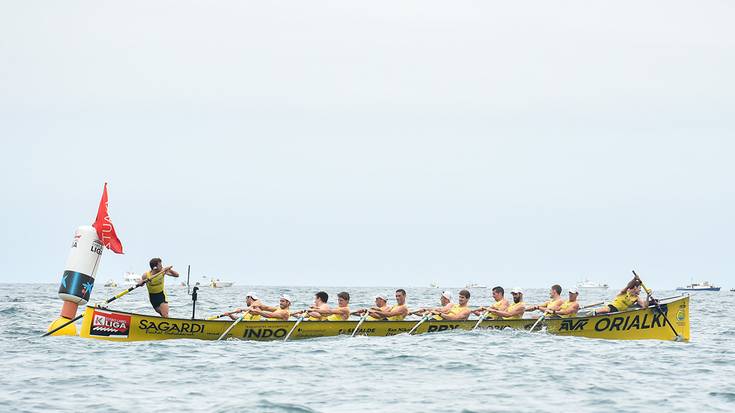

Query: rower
[550,287,580,318]
[139,257,179,318]
[432,289,472,320]
[248,294,292,321]
[353,294,391,321]
[410,290,454,317]
[291,291,330,320]
[309,291,351,320]
[472,286,509,319]
[368,289,409,321]
[527,284,564,316]
[227,291,263,320]
[594,278,649,314]
[487,288,526,319]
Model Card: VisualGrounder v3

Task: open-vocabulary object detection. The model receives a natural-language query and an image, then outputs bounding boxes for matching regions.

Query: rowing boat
[78,295,690,342]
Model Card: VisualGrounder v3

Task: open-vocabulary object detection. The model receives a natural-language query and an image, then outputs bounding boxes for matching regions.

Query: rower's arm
[637,296,649,309]
[167,268,180,277]
[380,306,408,318]
[256,304,278,312]
[555,303,579,316]
[440,308,471,320]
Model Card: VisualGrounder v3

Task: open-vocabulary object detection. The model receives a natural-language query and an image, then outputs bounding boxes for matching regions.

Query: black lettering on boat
[652,313,663,328]
[641,314,651,329]
[595,318,611,332]
[560,319,588,331]
[610,317,625,331]
[627,315,641,330]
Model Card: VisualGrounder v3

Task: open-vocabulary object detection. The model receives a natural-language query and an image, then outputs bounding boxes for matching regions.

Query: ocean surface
[1,283,733,413]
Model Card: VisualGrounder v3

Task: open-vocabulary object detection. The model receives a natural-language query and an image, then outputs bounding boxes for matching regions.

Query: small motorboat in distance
[103,279,118,288]
[577,279,609,290]
[676,281,720,291]
[209,278,234,288]
[122,272,142,287]
[465,283,487,289]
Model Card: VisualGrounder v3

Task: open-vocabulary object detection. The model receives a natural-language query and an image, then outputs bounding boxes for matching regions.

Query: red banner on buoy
[92,182,124,254]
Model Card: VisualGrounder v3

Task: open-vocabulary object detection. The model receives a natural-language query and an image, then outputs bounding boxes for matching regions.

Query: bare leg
[155,303,170,318]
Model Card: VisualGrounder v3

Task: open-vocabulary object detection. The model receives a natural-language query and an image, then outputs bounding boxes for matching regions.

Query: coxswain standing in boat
[593,277,649,315]
[527,284,564,317]
[248,294,292,321]
[472,286,509,319]
[227,292,263,320]
[549,287,580,318]
[366,289,409,321]
[432,289,472,320]
[308,291,351,320]
[139,258,179,318]
[291,291,330,320]
[486,288,526,319]
[410,290,454,317]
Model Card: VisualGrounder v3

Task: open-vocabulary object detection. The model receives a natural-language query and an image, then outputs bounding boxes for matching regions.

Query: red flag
[92,182,124,254]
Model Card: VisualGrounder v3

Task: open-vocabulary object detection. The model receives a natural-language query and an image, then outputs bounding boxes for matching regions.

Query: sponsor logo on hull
[91,309,131,338]
[138,320,206,336]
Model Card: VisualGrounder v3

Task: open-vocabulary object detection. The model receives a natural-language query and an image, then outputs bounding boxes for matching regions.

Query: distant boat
[577,279,609,290]
[676,281,720,291]
[207,277,234,288]
[465,283,487,289]
[103,279,118,288]
[429,281,439,288]
[123,272,142,287]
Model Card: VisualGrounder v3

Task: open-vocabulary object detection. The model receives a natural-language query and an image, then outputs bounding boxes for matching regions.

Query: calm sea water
[1,283,733,412]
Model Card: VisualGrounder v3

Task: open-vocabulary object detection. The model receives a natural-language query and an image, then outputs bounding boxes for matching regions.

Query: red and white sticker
[90,309,131,338]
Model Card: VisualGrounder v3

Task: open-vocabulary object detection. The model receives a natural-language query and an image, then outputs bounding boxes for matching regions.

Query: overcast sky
[1,1,733,289]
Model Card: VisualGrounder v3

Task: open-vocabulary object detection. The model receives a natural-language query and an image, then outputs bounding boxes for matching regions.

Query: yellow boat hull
[79,295,690,342]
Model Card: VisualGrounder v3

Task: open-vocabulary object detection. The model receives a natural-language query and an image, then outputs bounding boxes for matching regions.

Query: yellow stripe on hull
[79,295,690,342]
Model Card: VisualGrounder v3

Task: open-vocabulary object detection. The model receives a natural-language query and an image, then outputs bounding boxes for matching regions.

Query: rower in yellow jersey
[139,257,179,318]
[367,289,409,320]
[291,291,331,321]
[594,277,649,314]
[309,292,351,320]
[410,290,454,318]
[472,286,509,319]
[549,287,580,318]
[527,284,564,316]
[226,292,263,321]
[249,294,292,321]
[487,288,526,319]
[433,289,472,320]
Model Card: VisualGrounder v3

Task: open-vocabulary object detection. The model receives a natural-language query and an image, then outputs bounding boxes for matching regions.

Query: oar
[284,311,308,342]
[207,309,242,320]
[218,311,249,340]
[351,310,371,338]
[408,312,431,335]
[528,314,545,333]
[633,270,683,341]
[43,269,166,337]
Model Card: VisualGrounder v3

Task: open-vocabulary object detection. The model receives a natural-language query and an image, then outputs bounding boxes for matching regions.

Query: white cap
[511,287,523,295]
[568,287,579,294]
[374,294,387,301]
[279,294,292,303]
[246,291,259,300]
[441,290,452,300]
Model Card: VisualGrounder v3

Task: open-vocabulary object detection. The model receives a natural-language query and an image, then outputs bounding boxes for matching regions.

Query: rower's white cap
[246,291,259,300]
[511,287,524,295]
[568,287,579,294]
[280,294,292,303]
[441,290,452,300]
[374,294,388,301]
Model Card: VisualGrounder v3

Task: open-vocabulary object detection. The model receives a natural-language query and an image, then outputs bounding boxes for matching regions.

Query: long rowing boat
[78,295,690,342]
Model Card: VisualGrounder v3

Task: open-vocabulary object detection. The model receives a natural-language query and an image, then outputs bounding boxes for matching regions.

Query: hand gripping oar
[472,310,491,330]
[43,269,166,337]
[351,310,371,338]
[207,308,243,320]
[284,311,308,342]
[408,312,432,335]
[218,311,249,340]
[632,270,683,341]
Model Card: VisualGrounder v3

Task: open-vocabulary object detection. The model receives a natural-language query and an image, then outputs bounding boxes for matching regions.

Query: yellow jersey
[558,300,578,318]
[504,301,526,319]
[326,307,350,321]
[367,305,390,321]
[542,298,564,315]
[387,304,407,321]
[609,292,638,312]
[144,271,165,294]
[486,299,508,320]
[242,312,261,321]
